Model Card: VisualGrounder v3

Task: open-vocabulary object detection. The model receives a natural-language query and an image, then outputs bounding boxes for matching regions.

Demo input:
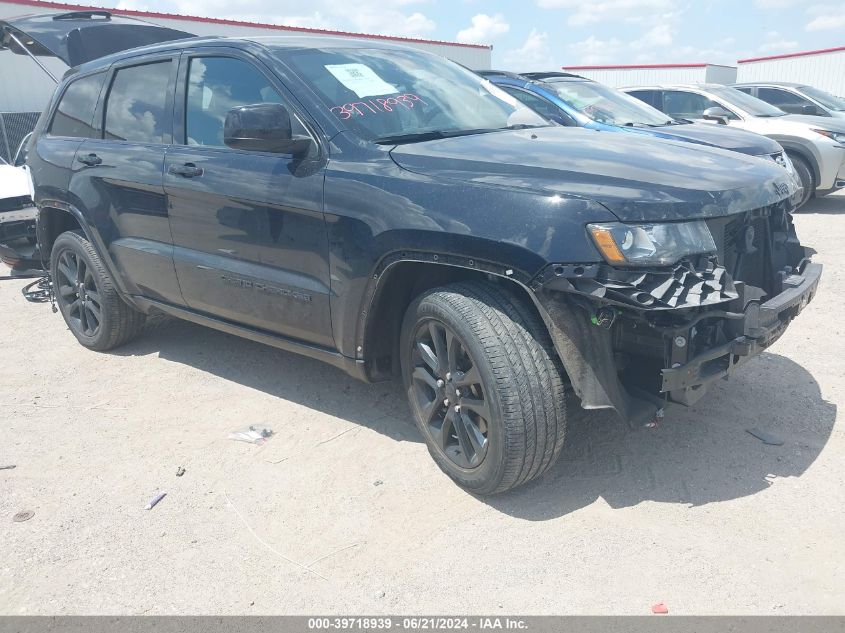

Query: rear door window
[104,61,172,143]
[48,72,107,138]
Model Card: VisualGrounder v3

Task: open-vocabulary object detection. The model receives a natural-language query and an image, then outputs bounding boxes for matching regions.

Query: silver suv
[623,83,845,208]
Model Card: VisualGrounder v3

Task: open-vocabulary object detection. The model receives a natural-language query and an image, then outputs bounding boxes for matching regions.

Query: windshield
[709,86,787,117]
[277,47,549,143]
[0,156,7,166]
[800,86,845,112]
[545,79,674,126]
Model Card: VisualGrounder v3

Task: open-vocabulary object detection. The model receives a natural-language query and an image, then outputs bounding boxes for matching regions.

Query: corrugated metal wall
[0,0,492,113]
[737,50,845,97]
[562,65,737,88]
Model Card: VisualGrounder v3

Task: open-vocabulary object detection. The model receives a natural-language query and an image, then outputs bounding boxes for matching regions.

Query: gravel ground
[0,193,843,615]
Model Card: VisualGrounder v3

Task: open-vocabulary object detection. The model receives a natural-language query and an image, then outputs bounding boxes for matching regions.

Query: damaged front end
[531,199,821,425]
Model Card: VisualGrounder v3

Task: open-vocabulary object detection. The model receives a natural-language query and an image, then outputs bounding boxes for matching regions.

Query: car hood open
[390,126,798,222]
[645,121,782,156]
[0,10,194,67]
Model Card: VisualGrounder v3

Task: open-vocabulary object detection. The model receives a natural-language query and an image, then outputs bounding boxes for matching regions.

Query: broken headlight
[587,220,717,266]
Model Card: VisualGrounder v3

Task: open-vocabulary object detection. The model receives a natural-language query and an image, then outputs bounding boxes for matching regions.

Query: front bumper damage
[530,205,821,426]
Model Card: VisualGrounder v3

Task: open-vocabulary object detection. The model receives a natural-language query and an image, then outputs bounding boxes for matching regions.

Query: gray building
[561,62,738,88]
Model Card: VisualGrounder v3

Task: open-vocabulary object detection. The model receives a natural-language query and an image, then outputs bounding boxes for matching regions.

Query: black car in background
[18,17,819,493]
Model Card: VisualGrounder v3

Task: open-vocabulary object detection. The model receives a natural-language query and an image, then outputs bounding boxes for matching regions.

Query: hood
[1,11,194,67]
[0,164,33,201]
[782,114,845,132]
[390,126,798,222]
[643,122,781,156]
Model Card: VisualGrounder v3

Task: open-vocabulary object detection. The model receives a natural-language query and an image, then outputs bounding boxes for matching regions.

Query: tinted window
[104,61,171,143]
[663,91,736,120]
[49,72,106,138]
[185,57,302,148]
[626,89,661,110]
[758,87,812,108]
[501,86,575,125]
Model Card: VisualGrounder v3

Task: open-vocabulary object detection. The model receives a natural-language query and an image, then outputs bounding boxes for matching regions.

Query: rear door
[70,54,185,306]
[165,49,333,347]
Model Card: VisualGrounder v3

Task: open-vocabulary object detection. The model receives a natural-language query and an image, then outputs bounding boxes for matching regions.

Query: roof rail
[522,71,586,81]
[53,11,112,21]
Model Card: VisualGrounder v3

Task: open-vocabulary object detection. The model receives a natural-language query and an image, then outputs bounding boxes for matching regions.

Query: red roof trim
[3,0,492,50]
[563,62,712,70]
[738,45,845,64]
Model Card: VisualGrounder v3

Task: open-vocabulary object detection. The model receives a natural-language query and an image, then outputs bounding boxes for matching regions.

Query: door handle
[78,153,102,166]
[169,163,203,178]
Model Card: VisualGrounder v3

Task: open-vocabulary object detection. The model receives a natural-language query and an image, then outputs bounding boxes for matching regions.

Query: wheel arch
[775,140,821,185]
[36,201,135,299]
[359,256,551,382]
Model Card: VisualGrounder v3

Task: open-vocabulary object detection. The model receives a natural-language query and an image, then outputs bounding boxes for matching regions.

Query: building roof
[563,62,734,71]
[738,45,845,64]
[2,0,492,50]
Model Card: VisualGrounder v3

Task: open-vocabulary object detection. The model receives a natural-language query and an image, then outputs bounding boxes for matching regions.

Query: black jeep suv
[25,31,820,493]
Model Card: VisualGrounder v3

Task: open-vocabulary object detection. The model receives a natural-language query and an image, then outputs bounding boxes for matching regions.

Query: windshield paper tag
[325,64,399,98]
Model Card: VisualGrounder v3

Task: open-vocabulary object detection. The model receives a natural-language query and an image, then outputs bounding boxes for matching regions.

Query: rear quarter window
[48,72,107,138]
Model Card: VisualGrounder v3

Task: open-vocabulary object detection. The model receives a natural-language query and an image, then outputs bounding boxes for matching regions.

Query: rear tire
[51,231,145,351]
[400,281,567,495]
[788,153,814,210]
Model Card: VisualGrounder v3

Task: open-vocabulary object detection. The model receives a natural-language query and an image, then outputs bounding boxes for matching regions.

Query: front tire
[51,231,145,351]
[400,281,567,495]
[788,153,815,210]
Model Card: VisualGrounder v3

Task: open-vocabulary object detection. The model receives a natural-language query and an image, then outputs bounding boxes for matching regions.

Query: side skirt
[132,296,369,382]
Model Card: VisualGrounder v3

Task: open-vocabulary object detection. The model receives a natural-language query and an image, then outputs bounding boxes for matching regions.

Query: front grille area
[0,195,32,213]
[705,202,804,298]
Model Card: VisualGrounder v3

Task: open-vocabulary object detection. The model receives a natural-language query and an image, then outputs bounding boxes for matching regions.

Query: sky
[89,0,845,70]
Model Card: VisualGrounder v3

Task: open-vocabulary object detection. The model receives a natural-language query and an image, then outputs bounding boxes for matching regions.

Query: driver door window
[663,91,735,120]
[757,88,818,115]
[184,57,307,147]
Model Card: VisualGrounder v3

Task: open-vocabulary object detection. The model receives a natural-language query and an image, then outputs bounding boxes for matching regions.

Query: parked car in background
[479,71,801,205]
[733,82,845,119]
[0,134,37,269]
[623,84,845,208]
[16,14,819,494]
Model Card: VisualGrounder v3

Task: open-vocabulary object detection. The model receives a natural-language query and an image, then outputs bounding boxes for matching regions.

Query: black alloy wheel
[410,319,490,469]
[55,248,102,338]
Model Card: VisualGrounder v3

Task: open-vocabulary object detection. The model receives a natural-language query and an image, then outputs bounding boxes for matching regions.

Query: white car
[622,84,845,208]
[0,133,37,267]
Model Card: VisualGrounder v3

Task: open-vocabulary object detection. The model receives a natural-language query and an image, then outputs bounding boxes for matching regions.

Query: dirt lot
[1,193,843,615]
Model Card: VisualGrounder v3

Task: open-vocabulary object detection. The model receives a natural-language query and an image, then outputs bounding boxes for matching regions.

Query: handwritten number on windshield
[330,94,428,120]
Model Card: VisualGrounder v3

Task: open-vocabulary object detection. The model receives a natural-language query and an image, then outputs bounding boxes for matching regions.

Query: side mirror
[702,106,731,124]
[224,103,311,155]
[801,104,823,116]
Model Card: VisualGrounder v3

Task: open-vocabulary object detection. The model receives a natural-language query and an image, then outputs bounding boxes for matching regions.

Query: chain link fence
[0,112,41,164]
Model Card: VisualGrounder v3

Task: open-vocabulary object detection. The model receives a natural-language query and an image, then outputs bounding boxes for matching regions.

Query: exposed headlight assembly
[813,129,845,145]
[588,220,717,266]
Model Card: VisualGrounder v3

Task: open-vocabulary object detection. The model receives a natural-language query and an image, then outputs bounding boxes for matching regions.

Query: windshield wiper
[374,128,500,145]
